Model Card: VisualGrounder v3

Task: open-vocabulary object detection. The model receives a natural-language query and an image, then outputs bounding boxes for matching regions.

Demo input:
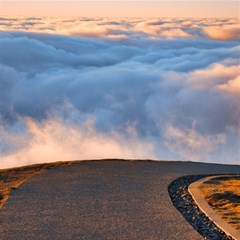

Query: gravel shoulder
[169,175,236,240]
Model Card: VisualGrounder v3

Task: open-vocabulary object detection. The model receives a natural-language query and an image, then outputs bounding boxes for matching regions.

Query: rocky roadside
[168,175,234,240]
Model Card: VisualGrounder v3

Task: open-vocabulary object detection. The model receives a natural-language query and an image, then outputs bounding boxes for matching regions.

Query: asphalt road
[0,160,240,240]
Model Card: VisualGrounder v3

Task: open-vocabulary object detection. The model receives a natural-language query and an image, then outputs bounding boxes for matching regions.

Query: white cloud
[0,17,239,168]
[164,124,226,161]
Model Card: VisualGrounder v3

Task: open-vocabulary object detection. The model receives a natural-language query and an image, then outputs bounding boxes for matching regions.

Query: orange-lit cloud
[0,117,155,169]
[218,76,240,94]
[0,17,239,40]
[204,25,240,41]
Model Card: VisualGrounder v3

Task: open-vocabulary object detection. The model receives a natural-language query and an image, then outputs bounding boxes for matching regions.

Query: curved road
[0,160,239,240]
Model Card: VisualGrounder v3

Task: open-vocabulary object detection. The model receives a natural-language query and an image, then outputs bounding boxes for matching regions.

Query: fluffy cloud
[163,124,226,160]
[204,25,240,41]
[0,117,155,169]
[1,17,240,40]
[0,17,239,168]
[218,76,240,94]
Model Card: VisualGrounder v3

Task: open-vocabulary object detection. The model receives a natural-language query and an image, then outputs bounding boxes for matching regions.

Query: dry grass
[0,161,80,208]
[200,175,240,231]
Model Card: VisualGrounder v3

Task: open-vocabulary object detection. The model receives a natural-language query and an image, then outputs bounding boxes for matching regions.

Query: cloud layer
[1,17,240,40]
[0,17,239,168]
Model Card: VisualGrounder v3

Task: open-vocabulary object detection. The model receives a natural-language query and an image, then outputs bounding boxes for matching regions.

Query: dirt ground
[0,161,78,208]
[200,175,240,231]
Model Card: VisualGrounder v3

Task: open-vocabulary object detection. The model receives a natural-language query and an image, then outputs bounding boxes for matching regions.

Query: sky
[0,1,239,168]
[1,0,239,18]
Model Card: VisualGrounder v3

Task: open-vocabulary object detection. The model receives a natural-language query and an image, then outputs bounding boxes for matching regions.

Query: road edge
[188,175,240,240]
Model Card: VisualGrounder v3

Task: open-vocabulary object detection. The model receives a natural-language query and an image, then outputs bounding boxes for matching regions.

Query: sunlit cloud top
[0,17,239,41]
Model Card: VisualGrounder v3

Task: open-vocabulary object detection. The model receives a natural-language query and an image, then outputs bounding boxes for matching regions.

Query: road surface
[0,160,239,240]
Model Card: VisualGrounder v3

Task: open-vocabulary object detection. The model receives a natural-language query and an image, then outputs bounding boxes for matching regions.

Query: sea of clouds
[0,17,239,168]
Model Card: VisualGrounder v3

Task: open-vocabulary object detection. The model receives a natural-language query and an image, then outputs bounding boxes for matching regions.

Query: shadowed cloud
[0,17,239,168]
